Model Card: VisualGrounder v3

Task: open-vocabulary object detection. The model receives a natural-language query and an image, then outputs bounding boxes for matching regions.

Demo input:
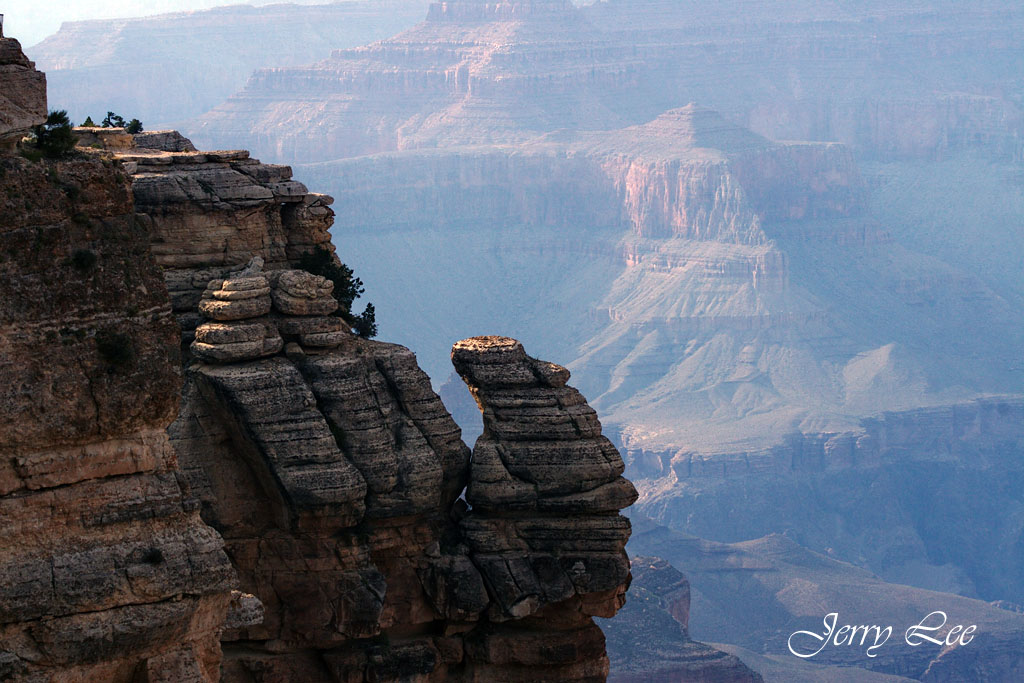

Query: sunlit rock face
[0,43,236,682]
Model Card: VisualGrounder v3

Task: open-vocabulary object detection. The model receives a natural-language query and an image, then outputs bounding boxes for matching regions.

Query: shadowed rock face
[171,324,638,679]
[452,337,637,674]
[170,331,638,681]
[0,42,236,682]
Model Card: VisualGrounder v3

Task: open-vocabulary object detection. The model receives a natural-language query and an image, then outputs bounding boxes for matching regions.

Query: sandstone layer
[0,42,237,681]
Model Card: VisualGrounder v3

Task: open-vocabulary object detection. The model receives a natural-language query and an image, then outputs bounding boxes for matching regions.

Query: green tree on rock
[297,246,378,338]
[81,116,96,127]
[31,110,77,159]
[125,118,143,134]
[101,111,126,128]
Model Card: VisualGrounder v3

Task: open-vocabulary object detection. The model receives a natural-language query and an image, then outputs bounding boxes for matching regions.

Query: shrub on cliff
[81,116,97,127]
[125,119,144,134]
[351,303,378,339]
[297,247,378,338]
[26,110,78,159]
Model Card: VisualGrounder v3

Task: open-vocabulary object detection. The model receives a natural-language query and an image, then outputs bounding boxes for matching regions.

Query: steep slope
[29,0,430,125]
[0,38,237,681]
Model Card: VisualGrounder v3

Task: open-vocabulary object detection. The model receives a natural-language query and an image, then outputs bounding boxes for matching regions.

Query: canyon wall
[584,0,1024,161]
[186,0,1024,164]
[29,0,431,125]
[0,41,236,681]
[626,518,1024,681]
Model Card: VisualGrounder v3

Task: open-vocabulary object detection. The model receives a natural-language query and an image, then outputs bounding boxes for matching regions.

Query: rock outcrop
[172,327,635,679]
[0,36,46,151]
[75,127,639,680]
[0,40,236,681]
[76,131,338,341]
[1,31,638,677]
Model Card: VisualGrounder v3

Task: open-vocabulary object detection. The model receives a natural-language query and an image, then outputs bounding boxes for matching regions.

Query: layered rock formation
[71,125,640,679]
[29,0,431,125]
[171,328,637,679]
[2,31,641,678]
[77,130,341,340]
[190,0,640,159]
[0,36,46,151]
[0,41,236,681]
[190,0,1024,163]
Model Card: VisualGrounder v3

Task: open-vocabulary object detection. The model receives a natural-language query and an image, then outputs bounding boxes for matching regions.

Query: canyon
[6,0,1024,679]
[0,36,677,682]
[28,1,431,126]
[181,3,1024,678]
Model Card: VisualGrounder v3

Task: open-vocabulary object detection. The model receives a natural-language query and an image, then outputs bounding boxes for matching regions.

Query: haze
[3,0,333,47]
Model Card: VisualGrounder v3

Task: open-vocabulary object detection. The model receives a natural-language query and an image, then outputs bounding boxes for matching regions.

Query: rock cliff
[0,41,236,681]
[85,127,640,680]
[1,37,642,679]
